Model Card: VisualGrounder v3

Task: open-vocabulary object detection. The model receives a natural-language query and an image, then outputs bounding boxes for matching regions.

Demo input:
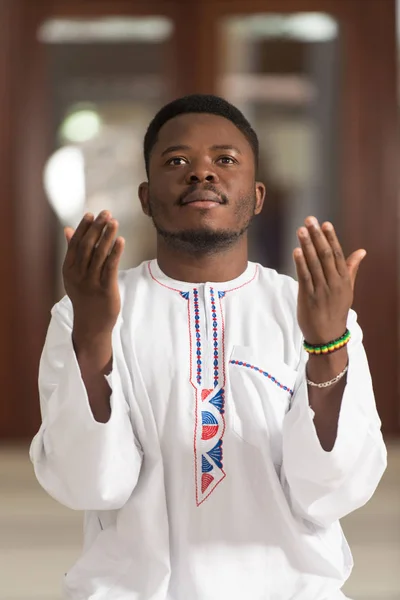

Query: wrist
[72,304,117,335]
[72,312,115,342]
[303,326,349,349]
[72,328,113,374]
[306,347,348,384]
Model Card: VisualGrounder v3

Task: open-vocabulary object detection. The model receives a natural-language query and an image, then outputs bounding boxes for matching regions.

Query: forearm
[282,326,386,526]
[72,327,113,423]
[306,347,348,451]
[30,305,142,510]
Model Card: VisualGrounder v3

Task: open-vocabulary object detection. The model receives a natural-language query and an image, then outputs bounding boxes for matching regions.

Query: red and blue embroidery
[148,261,258,506]
[210,287,220,388]
[229,360,294,396]
[193,288,202,386]
[201,410,219,440]
[175,284,226,505]
[198,388,226,500]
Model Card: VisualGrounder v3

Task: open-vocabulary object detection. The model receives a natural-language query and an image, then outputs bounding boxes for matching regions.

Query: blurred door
[39,13,177,297]
[0,0,397,438]
[194,0,399,435]
[0,0,179,439]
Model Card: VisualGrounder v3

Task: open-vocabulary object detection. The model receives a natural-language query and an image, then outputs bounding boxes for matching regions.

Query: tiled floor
[0,442,399,600]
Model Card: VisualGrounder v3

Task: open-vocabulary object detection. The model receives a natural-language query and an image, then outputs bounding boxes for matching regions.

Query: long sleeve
[282,310,387,528]
[29,298,143,511]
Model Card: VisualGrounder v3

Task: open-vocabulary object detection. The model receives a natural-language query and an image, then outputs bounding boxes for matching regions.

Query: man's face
[139,113,265,253]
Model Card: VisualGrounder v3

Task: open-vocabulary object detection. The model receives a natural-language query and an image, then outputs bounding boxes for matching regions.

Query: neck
[156,236,249,283]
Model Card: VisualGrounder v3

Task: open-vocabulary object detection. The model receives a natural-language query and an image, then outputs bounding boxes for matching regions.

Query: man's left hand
[293,216,366,345]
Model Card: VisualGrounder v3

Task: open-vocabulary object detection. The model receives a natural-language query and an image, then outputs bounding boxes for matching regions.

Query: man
[30,95,386,600]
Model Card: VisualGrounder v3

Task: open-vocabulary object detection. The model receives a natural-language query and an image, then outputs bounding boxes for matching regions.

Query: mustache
[178,184,228,206]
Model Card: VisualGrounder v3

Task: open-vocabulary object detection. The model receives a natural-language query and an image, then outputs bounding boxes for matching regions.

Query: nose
[186,163,219,185]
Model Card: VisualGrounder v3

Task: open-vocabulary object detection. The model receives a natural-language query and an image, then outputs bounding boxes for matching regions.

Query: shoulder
[255,263,298,304]
[251,264,302,360]
[117,261,150,297]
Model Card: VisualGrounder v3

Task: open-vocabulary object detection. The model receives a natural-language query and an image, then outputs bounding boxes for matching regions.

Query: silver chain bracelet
[306,365,348,388]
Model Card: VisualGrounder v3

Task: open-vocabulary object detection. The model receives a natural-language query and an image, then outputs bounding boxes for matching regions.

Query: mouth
[183,200,223,209]
[180,190,225,207]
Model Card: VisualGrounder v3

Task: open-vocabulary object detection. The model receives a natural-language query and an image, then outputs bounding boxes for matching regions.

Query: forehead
[153,113,253,155]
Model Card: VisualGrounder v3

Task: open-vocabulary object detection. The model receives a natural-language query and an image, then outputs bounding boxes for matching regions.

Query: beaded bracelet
[303,329,351,355]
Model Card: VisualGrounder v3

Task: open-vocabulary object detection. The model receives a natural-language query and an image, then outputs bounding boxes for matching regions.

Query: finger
[64,227,75,244]
[297,226,326,288]
[293,247,314,295]
[88,219,119,276]
[101,237,125,286]
[76,211,112,272]
[346,249,366,290]
[304,216,338,283]
[63,213,94,268]
[68,213,94,247]
[321,222,348,277]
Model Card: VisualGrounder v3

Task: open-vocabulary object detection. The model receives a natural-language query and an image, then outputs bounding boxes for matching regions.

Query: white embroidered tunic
[30,260,386,600]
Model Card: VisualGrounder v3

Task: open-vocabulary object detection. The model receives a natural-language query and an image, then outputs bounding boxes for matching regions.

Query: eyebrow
[160,144,242,157]
[161,145,191,157]
[210,144,242,155]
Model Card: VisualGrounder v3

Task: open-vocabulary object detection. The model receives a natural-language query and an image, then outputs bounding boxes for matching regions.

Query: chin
[154,221,249,254]
[180,212,236,232]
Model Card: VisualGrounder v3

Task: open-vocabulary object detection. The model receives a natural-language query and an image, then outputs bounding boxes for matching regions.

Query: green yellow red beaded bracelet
[303,329,351,355]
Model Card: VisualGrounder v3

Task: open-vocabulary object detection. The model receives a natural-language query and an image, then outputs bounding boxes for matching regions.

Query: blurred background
[0,0,399,598]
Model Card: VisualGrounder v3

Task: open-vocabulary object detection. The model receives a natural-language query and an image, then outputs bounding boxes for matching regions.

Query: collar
[147,259,258,294]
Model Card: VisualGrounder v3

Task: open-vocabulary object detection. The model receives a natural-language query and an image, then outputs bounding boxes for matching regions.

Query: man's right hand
[63,211,125,395]
[62,211,124,421]
[63,211,124,338]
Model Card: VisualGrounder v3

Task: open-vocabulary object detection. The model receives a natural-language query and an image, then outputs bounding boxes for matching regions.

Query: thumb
[346,249,366,289]
[64,227,75,245]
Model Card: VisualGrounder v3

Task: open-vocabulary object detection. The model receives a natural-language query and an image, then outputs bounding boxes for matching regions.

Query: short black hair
[143,94,259,177]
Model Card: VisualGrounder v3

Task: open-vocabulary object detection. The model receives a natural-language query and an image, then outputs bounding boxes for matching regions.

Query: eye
[166,156,188,166]
[217,156,237,165]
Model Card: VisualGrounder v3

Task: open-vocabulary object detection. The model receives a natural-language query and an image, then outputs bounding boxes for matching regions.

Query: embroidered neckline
[146,259,259,506]
[148,259,258,294]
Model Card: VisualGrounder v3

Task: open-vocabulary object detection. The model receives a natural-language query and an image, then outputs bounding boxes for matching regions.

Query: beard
[152,223,250,254]
[149,190,257,255]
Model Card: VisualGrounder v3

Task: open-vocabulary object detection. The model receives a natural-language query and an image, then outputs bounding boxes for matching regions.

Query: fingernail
[100,210,110,219]
[306,217,318,228]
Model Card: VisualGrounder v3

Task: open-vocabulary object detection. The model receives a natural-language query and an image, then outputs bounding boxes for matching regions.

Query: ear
[138,182,151,216]
[254,182,266,215]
